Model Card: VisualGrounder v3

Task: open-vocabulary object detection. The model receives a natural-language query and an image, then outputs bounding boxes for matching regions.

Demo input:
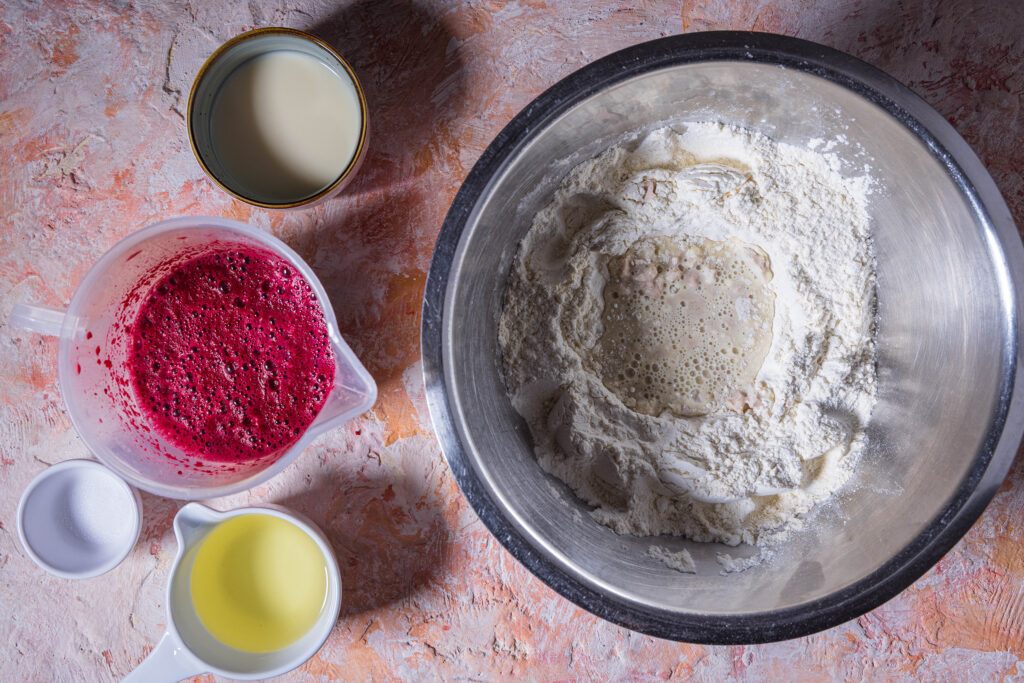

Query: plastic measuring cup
[10,216,376,499]
[123,503,342,682]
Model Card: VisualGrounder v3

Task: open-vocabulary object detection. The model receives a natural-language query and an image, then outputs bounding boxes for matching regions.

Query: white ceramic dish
[17,459,142,579]
[123,503,342,682]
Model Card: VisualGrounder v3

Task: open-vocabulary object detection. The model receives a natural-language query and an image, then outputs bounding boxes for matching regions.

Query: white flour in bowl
[498,122,877,547]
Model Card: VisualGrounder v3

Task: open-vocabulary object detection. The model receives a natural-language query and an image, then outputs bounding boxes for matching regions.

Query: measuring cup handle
[9,302,66,337]
[122,631,205,683]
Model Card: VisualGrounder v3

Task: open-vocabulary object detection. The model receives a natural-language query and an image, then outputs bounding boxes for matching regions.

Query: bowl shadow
[308,0,467,199]
[271,466,451,619]
[278,0,464,394]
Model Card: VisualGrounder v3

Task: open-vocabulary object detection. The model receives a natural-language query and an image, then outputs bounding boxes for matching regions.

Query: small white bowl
[17,459,142,579]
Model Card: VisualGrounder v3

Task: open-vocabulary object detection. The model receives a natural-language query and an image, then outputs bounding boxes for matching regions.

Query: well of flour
[498,123,877,547]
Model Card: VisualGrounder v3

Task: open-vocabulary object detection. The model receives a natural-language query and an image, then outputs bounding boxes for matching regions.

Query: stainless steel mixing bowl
[422,32,1024,643]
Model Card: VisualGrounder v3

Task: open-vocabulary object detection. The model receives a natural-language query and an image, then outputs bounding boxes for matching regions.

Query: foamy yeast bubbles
[590,236,775,417]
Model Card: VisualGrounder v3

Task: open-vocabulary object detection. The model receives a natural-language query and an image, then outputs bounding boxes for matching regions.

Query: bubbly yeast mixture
[499,123,877,548]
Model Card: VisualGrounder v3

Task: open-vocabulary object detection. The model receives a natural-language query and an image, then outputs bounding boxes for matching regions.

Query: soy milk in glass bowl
[188,28,368,209]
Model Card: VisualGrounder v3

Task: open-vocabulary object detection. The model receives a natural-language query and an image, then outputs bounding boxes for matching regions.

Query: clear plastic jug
[10,217,377,499]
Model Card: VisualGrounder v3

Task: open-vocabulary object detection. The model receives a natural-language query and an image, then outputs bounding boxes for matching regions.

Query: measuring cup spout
[302,335,378,439]
[172,503,223,548]
[9,303,67,337]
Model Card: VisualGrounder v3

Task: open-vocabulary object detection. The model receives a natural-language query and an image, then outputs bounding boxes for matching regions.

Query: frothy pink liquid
[128,246,335,462]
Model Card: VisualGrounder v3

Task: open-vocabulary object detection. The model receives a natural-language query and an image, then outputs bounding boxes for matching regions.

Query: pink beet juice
[127,246,335,462]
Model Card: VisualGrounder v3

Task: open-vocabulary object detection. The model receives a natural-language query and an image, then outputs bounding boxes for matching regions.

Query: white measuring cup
[123,503,342,682]
[10,216,377,499]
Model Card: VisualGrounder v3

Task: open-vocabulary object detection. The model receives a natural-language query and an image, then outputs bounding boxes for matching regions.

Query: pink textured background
[2,1,1023,680]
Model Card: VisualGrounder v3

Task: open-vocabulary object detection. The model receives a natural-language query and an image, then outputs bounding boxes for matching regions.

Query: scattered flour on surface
[498,122,877,549]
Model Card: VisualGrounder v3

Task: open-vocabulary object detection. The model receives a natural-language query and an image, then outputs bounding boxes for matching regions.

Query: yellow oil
[190,513,328,653]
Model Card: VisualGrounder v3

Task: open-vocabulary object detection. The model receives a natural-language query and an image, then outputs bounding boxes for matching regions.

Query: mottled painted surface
[2,1,1023,681]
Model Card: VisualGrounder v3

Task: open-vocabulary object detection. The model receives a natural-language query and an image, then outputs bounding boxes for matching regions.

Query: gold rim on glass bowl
[187,27,368,209]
